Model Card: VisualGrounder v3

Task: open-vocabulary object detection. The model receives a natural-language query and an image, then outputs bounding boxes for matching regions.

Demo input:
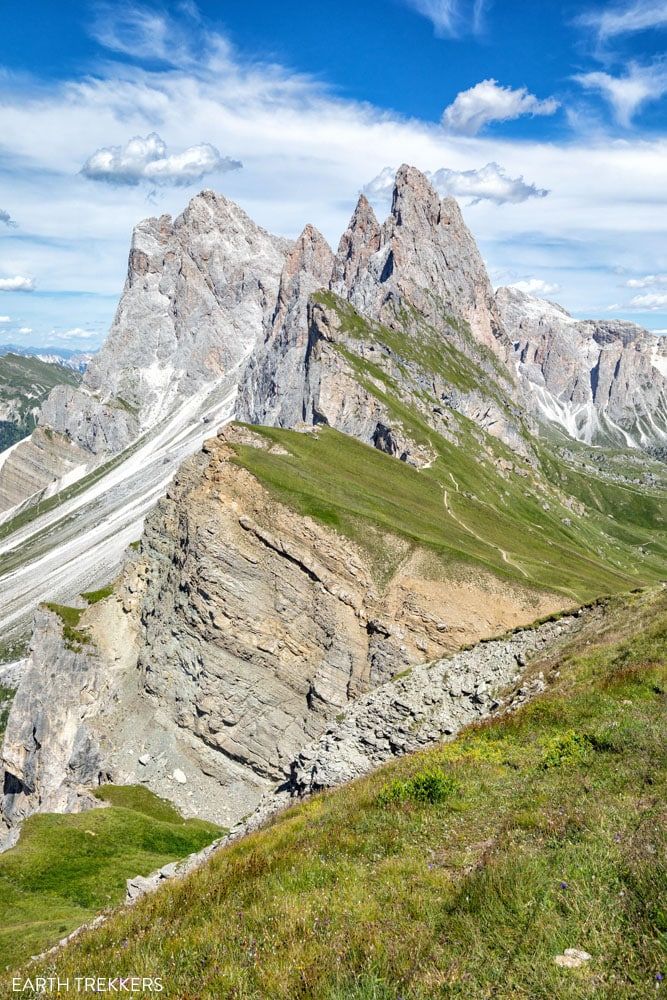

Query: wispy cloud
[81,132,241,187]
[579,0,667,40]
[0,210,17,228]
[402,0,490,38]
[509,277,561,296]
[58,326,96,339]
[364,162,548,205]
[574,61,667,126]
[0,276,35,292]
[442,79,559,135]
[629,291,667,309]
[89,3,205,66]
[626,274,667,288]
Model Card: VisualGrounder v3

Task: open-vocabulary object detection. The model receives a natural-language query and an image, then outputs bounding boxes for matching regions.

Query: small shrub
[541,730,593,769]
[378,767,458,806]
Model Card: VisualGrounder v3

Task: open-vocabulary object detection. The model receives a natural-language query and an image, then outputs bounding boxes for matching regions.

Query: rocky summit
[0,165,665,994]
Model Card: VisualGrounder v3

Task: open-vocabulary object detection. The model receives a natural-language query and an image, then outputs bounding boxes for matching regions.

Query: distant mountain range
[0,352,81,452]
[0,344,94,373]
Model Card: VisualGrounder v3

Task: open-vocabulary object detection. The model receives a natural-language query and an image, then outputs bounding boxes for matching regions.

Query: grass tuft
[42,602,92,652]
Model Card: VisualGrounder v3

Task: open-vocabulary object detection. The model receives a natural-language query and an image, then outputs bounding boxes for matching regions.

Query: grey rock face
[289,611,591,795]
[0,191,290,514]
[0,608,106,835]
[240,224,334,428]
[84,192,290,427]
[332,165,507,358]
[497,286,667,447]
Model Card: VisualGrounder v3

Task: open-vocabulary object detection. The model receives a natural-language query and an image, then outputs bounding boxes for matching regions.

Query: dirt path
[442,483,531,579]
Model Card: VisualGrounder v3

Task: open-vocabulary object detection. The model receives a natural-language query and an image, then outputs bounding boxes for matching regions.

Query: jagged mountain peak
[269,224,334,345]
[331,164,507,357]
[389,163,452,230]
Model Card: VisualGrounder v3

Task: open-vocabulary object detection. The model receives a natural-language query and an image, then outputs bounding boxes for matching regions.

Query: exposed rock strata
[289,610,590,794]
[0,425,561,837]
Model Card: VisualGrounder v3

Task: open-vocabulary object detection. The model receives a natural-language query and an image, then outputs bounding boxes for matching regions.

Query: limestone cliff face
[0,425,560,836]
[497,286,667,447]
[239,166,530,461]
[331,166,507,358]
[0,192,290,515]
[0,608,109,832]
[239,225,335,429]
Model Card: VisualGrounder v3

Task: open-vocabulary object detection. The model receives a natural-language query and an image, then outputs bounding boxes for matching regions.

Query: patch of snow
[651,342,667,380]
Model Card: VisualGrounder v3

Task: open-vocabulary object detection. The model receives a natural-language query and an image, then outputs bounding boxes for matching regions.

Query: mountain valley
[0,166,665,996]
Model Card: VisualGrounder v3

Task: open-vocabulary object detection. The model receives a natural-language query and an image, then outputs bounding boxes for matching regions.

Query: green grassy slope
[12,587,665,998]
[0,786,221,970]
[0,353,80,450]
[227,294,667,603]
[232,423,667,602]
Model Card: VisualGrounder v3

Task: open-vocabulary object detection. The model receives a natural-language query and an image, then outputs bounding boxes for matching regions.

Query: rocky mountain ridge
[1,422,566,837]
[2,164,667,849]
[496,286,667,447]
[0,191,290,515]
[1,166,665,523]
[0,345,93,373]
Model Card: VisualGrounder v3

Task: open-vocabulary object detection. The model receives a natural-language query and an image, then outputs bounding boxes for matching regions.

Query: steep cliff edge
[4,409,667,840]
[1,423,569,838]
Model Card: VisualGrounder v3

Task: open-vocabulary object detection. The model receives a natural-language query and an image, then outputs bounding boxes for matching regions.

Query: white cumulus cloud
[574,62,667,126]
[509,278,562,296]
[0,316,10,323]
[442,79,559,135]
[363,162,548,206]
[626,273,667,287]
[629,291,667,309]
[0,276,35,292]
[17,327,32,334]
[81,132,242,187]
[401,0,489,37]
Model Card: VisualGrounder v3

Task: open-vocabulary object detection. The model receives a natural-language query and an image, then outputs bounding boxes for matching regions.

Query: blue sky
[1,0,666,348]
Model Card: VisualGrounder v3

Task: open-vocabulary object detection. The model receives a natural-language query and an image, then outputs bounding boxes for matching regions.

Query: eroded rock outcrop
[0,424,561,836]
[497,286,667,447]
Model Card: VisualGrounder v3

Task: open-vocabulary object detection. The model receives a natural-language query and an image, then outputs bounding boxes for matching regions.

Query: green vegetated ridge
[0,786,221,971]
[227,298,665,603]
[0,354,80,450]
[9,586,665,998]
